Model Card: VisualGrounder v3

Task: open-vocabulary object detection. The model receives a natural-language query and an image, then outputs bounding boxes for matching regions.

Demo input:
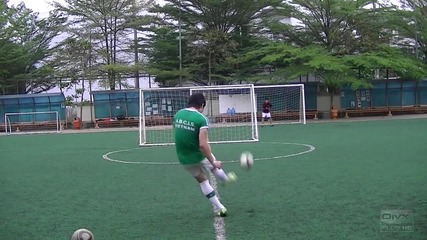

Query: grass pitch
[0,118,426,239]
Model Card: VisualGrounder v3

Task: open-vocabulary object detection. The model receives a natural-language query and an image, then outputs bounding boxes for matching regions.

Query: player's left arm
[199,128,212,160]
[199,128,222,169]
[199,116,222,168]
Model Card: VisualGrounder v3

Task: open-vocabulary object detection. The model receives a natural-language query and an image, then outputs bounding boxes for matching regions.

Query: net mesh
[254,84,305,124]
[5,111,60,135]
[139,84,306,146]
[139,85,258,146]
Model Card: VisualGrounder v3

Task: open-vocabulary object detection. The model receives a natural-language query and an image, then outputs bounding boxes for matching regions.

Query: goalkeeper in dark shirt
[261,98,273,126]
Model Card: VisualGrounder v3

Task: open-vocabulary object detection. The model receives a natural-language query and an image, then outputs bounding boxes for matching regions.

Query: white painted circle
[101,142,315,165]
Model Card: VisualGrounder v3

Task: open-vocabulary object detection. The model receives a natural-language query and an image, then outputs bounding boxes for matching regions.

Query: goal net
[4,111,61,135]
[139,84,258,146]
[254,84,306,124]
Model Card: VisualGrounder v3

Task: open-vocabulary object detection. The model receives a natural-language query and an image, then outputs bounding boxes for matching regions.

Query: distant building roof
[91,89,139,95]
[0,92,64,100]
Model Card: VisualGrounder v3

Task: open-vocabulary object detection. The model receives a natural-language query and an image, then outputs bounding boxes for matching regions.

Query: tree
[244,41,427,108]
[390,0,427,61]
[345,45,427,81]
[53,0,153,90]
[0,0,66,94]
[51,37,94,119]
[141,26,188,87]
[265,0,392,52]
[186,29,238,85]
[248,0,427,103]
[147,0,282,86]
[0,40,30,94]
[245,43,359,107]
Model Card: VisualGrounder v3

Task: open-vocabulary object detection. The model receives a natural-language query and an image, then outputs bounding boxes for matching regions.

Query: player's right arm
[199,128,222,169]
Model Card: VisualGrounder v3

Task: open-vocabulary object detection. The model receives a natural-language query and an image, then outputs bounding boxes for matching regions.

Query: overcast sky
[8,0,166,18]
[8,0,401,19]
[8,0,62,18]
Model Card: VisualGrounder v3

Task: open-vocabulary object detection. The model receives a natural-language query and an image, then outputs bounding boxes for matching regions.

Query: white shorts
[262,112,271,119]
[184,156,215,177]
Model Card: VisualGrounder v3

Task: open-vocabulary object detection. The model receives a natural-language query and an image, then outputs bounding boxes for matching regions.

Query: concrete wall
[67,106,96,123]
[317,93,341,112]
[316,93,341,119]
[202,99,220,121]
[77,106,96,122]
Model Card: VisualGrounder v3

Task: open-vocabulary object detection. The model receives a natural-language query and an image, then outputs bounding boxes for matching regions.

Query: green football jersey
[173,108,209,165]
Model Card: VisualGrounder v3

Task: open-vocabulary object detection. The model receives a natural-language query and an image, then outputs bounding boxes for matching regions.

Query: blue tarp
[0,93,66,123]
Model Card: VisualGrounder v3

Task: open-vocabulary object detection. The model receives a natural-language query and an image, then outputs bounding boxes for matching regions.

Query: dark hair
[265,98,269,101]
[188,93,206,108]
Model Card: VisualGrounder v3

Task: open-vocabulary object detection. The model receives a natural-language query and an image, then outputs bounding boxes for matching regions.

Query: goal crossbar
[140,84,254,91]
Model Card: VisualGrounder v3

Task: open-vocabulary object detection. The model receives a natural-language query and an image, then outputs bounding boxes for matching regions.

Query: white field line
[209,172,227,240]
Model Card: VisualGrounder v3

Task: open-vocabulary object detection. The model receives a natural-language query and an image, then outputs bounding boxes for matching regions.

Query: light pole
[415,12,419,59]
[178,0,183,86]
[133,0,140,88]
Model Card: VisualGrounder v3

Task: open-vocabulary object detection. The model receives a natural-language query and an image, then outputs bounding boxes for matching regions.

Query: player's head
[264,98,269,103]
[188,93,206,112]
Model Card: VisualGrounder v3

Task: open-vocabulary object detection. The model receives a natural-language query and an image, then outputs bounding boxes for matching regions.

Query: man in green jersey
[173,93,237,217]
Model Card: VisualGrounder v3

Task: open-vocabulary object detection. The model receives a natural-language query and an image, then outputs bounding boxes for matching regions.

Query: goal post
[139,84,258,146]
[254,84,306,125]
[4,111,61,135]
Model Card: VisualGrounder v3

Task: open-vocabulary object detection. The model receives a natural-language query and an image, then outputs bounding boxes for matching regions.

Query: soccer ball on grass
[71,229,94,240]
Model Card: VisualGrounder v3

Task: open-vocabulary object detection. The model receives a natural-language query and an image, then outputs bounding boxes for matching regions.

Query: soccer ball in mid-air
[239,151,254,170]
[71,229,94,240]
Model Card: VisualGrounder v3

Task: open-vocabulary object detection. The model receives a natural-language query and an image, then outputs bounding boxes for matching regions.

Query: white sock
[211,168,229,182]
[201,158,229,182]
[199,180,224,210]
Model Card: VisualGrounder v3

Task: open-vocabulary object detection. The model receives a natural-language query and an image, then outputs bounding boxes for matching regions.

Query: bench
[306,110,319,120]
[218,110,319,123]
[145,116,173,126]
[344,108,390,118]
[96,118,139,128]
[93,110,322,128]
[388,106,427,115]
[95,116,177,128]
[344,106,427,118]
[219,113,252,123]
[270,110,319,121]
[0,122,59,133]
